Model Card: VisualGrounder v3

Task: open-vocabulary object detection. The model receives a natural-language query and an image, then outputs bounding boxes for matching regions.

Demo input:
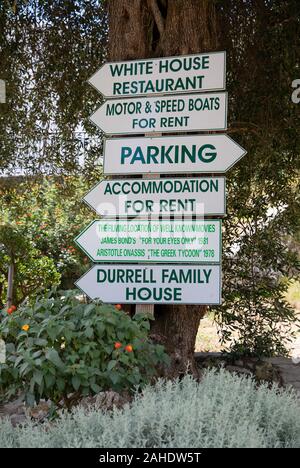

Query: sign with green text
[90,92,227,135]
[103,134,246,175]
[88,52,226,98]
[83,177,226,217]
[75,264,221,304]
[75,219,221,264]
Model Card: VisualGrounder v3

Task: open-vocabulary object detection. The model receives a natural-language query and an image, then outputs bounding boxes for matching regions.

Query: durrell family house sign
[76,264,222,305]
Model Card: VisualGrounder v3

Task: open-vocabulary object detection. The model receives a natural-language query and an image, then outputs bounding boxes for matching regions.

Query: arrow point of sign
[87,65,106,96]
[89,107,105,133]
[224,134,247,170]
[82,182,103,215]
[225,134,247,154]
[75,267,95,300]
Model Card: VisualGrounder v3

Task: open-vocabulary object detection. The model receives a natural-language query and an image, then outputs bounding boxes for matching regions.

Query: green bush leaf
[107,360,117,371]
[72,375,81,391]
[45,349,64,369]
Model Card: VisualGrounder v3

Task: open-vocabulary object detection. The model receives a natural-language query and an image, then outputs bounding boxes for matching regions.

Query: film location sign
[75,219,221,264]
[83,177,226,217]
[90,92,227,135]
[88,52,226,98]
[103,134,246,175]
[76,264,222,305]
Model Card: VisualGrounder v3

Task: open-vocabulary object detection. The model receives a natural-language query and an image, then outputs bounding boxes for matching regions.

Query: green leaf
[47,327,59,341]
[109,372,120,385]
[19,362,30,376]
[33,370,43,386]
[57,377,65,392]
[72,375,81,391]
[34,338,48,346]
[107,360,117,371]
[85,327,93,338]
[45,373,55,388]
[45,348,64,369]
[84,304,96,316]
[90,383,101,393]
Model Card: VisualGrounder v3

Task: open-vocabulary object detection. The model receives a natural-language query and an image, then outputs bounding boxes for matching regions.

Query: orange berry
[125,344,133,352]
[10,305,16,311]
[7,307,13,315]
[114,342,122,350]
[115,304,122,311]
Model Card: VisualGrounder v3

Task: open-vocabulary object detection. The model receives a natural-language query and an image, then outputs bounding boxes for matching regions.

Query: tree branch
[147,0,165,36]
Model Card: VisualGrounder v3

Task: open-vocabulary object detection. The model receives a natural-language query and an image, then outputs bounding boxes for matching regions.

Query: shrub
[0,290,169,406]
[0,224,60,308]
[0,369,299,448]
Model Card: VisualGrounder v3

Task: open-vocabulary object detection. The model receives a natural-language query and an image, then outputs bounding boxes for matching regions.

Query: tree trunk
[107,0,219,378]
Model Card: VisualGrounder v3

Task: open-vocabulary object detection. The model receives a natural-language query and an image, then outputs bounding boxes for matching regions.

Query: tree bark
[107,0,219,378]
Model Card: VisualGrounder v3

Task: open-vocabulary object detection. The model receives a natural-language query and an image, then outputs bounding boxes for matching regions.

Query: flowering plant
[0,289,169,407]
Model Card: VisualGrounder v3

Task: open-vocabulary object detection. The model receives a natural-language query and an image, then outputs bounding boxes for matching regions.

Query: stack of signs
[75,52,247,305]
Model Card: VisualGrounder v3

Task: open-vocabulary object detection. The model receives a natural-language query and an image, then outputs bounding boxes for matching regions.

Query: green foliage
[0,222,60,308]
[1,369,300,448]
[0,175,94,306]
[215,209,300,357]
[0,0,107,175]
[211,0,300,355]
[0,290,169,406]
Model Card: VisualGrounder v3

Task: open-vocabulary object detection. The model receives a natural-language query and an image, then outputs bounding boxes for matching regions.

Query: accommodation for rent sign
[83,176,226,217]
[75,219,221,263]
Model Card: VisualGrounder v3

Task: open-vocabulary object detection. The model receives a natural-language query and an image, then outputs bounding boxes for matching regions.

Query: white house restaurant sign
[88,51,226,98]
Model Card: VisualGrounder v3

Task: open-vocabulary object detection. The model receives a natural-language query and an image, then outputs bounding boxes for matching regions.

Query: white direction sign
[83,177,226,217]
[88,52,226,98]
[76,264,221,305]
[90,92,227,135]
[104,134,246,175]
[75,219,221,264]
